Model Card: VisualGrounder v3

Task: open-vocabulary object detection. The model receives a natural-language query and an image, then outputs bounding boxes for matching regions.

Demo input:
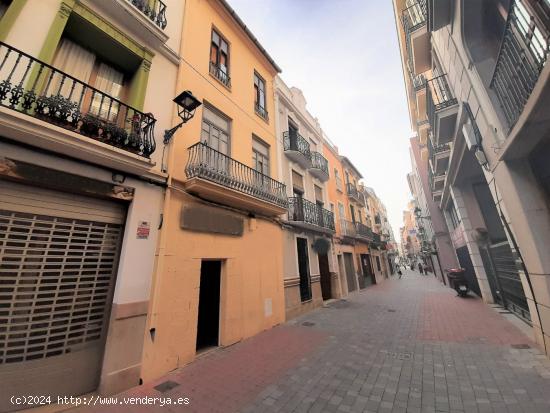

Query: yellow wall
[141,192,285,381]
[170,0,279,181]
[141,0,284,382]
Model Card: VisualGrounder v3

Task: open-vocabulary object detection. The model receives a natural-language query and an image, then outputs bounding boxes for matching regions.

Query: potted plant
[103,122,128,146]
[79,113,103,137]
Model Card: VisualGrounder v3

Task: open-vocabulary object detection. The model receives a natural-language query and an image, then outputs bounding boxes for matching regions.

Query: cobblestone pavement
[81,270,550,413]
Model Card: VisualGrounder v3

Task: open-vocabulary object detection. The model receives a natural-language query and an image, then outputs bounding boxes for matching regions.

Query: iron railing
[491,0,550,127]
[340,219,357,238]
[254,102,268,120]
[283,131,311,160]
[209,61,231,87]
[346,183,360,200]
[372,233,381,243]
[402,0,428,74]
[355,222,374,241]
[309,151,329,176]
[129,0,167,29]
[426,74,457,130]
[412,72,427,92]
[185,142,287,208]
[288,197,335,231]
[0,42,156,157]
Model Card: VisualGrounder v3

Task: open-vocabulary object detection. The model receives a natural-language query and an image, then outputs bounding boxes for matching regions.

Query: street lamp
[163,90,202,144]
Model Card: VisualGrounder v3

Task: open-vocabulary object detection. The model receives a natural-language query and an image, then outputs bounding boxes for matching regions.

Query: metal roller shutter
[0,180,125,412]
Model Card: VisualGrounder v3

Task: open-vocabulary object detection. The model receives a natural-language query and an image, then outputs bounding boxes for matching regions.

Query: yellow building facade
[323,141,380,296]
[141,0,286,382]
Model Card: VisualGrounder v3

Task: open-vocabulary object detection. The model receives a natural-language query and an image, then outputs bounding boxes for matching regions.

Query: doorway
[318,253,332,300]
[297,238,312,301]
[455,247,482,297]
[360,254,375,286]
[343,253,357,293]
[196,260,221,351]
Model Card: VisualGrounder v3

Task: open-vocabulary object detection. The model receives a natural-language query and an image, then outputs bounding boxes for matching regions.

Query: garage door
[0,180,125,412]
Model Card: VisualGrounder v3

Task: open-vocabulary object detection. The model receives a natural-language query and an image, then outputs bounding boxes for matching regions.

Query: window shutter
[292,171,304,192]
[203,106,230,132]
[314,185,323,203]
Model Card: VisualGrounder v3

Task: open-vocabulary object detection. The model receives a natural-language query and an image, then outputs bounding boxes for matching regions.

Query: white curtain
[90,62,124,121]
[48,38,95,103]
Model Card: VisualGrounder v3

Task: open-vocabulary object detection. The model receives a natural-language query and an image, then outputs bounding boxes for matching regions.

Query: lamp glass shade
[174,90,202,111]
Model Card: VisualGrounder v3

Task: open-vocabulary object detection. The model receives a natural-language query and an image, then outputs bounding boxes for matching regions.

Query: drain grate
[302,321,316,327]
[511,344,531,349]
[154,380,180,393]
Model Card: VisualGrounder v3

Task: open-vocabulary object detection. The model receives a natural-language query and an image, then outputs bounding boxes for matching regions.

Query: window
[330,203,334,214]
[254,72,268,120]
[314,185,323,206]
[210,29,230,87]
[350,205,356,223]
[447,200,461,230]
[252,137,270,176]
[50,38,126,122]
[335,169,343,191]
[375,256,381,272]
[292,170,304,196]
[201,105,231,155]
[0,0,11,20]
[338,202,345,219]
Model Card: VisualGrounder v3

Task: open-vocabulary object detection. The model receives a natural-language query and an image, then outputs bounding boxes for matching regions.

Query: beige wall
[141,191,285,381]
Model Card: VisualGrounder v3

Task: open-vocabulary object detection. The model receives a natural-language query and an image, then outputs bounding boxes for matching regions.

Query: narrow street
[80,272,550,413]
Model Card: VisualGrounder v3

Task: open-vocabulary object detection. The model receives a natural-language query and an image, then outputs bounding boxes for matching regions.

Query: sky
[229,0,413,239]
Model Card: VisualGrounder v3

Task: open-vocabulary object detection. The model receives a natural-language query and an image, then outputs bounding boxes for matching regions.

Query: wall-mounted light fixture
[163,90,202,144]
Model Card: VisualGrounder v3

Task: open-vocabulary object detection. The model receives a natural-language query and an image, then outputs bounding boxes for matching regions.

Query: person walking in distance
[397,264,403,279]
[418,262,424,275]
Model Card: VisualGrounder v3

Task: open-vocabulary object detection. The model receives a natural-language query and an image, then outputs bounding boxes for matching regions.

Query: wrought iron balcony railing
[426,74,457,130]
[491,0,550,127]
[340,219,357,238]
[0,42,156,157]
[309,151,329,175]
[129,0,167,29]
[283,131,311,159]
[372,233,381,243]
[185,142,287,208]
[288,197,335,231]
[402,0,427,74]
[355,222,374,240]
[412,72,427,92]
[428,138,451,159]
[346,183,360,200]
[254,102,268,120]
[209,62,231,88]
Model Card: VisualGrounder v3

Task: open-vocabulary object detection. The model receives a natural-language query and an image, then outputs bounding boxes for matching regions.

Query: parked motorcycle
[445,268,469,297]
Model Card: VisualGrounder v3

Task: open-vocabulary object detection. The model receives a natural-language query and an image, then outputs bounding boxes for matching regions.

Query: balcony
[184,142,287,216]
[355,222,374,242]
[309,151,329,182]
[287,197,335,234]
[429,167,445,196]
[428,139,451,175]
[491,0,550,128]
[402,0,431,74]
[0,42,157,172]
[283,131,311,169]
[346,183,363,204]
[340,219,357,241]
[209,62,231,88]
[128,0,167,30]
[426,74,458,146]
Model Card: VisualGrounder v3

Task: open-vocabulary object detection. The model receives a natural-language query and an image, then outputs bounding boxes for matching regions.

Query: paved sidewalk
[80,270,550,413]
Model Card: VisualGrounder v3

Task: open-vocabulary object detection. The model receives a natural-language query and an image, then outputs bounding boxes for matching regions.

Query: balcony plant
[35,94,78,128]
[78,113,103,138]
